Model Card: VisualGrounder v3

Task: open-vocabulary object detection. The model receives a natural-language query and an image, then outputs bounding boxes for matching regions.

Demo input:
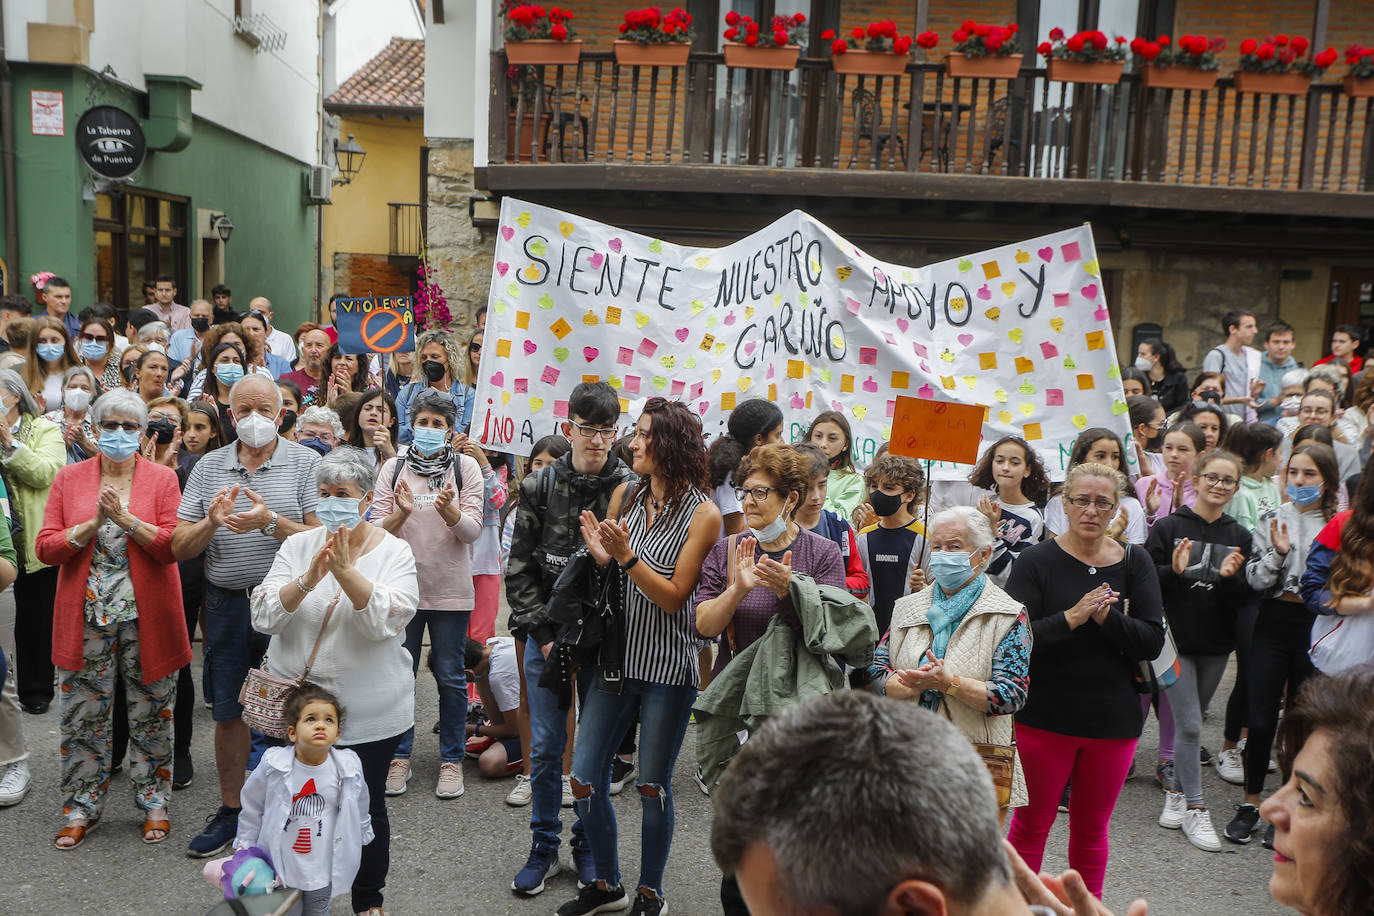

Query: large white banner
[473,198,1133,478]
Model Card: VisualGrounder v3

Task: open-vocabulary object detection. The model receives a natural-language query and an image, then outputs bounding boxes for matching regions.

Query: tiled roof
[326,37,423,111]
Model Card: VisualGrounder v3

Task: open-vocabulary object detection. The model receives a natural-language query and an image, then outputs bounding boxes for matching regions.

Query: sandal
[141,813,171,844]
[54,818,98,850]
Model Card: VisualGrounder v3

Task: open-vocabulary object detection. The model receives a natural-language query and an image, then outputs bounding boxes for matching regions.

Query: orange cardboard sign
[888,396,986,464]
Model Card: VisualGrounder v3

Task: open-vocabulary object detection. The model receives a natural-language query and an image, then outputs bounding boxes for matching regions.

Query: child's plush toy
[202,846,279,899]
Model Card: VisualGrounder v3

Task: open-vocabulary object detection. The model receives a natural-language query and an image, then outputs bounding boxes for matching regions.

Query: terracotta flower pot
[613,40,690,68]
[1342,75,1374,98]
[722,42,800,70]
[945,52,1023,79]
[1141,63,1218,91]
[505,39,583,67]
[1046,58,1124,84]
[506,112,552,162]
[832,49,910,77]
[1232,70,1312,95]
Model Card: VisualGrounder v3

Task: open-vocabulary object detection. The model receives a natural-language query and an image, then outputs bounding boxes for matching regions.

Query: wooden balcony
[480,50,1374,233]
[388,202,425,259]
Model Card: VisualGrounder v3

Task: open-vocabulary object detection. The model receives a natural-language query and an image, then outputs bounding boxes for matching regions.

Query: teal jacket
[693,574,878,792]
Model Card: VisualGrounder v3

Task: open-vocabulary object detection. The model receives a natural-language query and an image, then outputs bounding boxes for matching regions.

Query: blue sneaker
[572,838,597,889]
[512,844,562,896]
[186,805,238,858]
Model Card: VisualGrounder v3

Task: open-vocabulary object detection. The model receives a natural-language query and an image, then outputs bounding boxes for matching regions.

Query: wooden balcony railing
[388,202,424,257]
[489,50,1374,195]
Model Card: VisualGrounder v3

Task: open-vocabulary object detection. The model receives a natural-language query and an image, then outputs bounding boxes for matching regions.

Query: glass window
[93,188,188,313]
[95,193,114,221]
[128,196,150,230]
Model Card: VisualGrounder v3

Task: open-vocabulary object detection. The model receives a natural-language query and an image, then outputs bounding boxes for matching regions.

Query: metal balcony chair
[541,83,590,161]
[849,87,906,168]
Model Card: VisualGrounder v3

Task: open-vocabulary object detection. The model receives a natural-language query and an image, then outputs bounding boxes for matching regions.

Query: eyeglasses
[99,421,141,433]
[1199,472,1239,491]
[570,422,617,441]
[468,341,482,353]
[78,333,109,343]
[735,486,781,503]
[1065,495,1116,511]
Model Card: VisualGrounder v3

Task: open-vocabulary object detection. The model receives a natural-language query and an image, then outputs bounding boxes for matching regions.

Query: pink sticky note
[671,380,685,395]
[912,342,928,358]
[1061,241,1081,262]
[1046,388,1064,406]
[553,400,569,418]
[623,375,641,394]
[859,347,878,365]
[883,331,897,345]
[886,399,897,418]
[845,297,862,316]
[1094,306,1110,321]
[617,346,634,366]
[690,381,703,399]
[1054,292,1070,308]
[1040,341,1059,359]
[637,338,658,357]
[514,378,529,394]
[540,365,561,385]
[917,384,935,399]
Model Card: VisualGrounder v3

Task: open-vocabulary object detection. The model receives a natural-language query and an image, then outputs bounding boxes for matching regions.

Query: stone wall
[424,138,496,332]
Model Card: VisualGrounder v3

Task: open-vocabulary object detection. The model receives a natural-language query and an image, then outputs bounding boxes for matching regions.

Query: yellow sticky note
[767,383,777,401]
[496,339,511,358]
[722,392,737,410]
[1085,330,1105,351]
[1015,356,1034,374]
[982,261,1002,280]
[1023,422,1043,441]
[787,360,806,379]
[515,311,530,330]
[1077,374,1096,390]
[700,334,716,352]
[891,371,910,389]
[605,306,622,325]
[550,318,572,339]
[979,352,998,370]
[841,374,855,394]
[941,375,956,389]
[619,398,629,412]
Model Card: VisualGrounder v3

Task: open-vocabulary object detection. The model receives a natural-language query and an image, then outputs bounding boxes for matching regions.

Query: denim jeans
[203,585,269,722]
[523,644,590,851]
[572,676,697,895]
[394,610,470,762]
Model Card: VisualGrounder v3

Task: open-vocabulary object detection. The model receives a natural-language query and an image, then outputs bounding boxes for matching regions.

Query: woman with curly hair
[966,435,1050,588]
[564,398,722,916]
[395,329,473,444]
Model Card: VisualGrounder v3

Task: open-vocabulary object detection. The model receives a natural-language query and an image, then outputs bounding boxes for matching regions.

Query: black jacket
[1151,369,1190,414]
[1145,506,1252,656]
[504,452,636,646]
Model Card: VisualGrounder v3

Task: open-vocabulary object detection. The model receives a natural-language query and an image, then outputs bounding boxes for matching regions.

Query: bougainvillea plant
[414,248,452,330]
[619,7,693,44]
[1037,28,1128,63]
[724,10,807,48]
[1237,34,1337,74]
[951,21,1020,57]
[1130,34,1225,69]
[501,3,577,42]
[821,21,934,56]
[1345,44,1374,79]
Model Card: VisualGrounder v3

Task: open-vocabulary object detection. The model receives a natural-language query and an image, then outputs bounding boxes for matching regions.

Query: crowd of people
[0,273,1371,916]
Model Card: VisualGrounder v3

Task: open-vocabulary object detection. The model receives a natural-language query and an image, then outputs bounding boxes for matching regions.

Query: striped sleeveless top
[621,486,710,687]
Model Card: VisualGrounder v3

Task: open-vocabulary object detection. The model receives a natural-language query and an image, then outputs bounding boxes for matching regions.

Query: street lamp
[210,212,234,242]
[333,134,366,185]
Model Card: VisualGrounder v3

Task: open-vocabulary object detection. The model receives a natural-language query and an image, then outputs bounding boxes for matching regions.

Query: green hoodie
[3,414,64,573]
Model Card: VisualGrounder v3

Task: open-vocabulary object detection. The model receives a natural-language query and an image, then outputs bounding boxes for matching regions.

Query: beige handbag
[238,589,343,738]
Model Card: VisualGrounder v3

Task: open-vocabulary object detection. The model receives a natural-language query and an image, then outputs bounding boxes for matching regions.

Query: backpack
[389,453,466,500]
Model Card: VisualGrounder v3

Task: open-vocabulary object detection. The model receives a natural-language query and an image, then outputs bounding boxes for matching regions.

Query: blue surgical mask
[97,427,140,461]
[215,363,245,387]
[37,342,64,363]
[80,340,108,361]
[928,550,977,593]
[1286,482,1323,506]
[317,496,362,532]
[411,426,448,456]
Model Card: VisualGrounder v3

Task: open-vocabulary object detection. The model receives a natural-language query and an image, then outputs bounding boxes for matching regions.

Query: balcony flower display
[946,21,1023,79]
[1039,28,1128,84]
[822,21,932,76]
[722,10,806,70]
[1133,33,1225,90]
[502,2,582,65]
[1234,34,1337,94]
[614,7,694,67]
[1342,44,1374,97]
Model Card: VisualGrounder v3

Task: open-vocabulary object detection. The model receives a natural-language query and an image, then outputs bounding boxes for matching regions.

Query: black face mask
[191,317,210,334]
[868,489,906,518]
[422,360,447,383]
[146,417,177,445]
[278,409,297,435]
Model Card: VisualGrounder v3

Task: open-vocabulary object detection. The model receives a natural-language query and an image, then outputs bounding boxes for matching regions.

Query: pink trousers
[468,574,500,701]
[1007,721,1137,898]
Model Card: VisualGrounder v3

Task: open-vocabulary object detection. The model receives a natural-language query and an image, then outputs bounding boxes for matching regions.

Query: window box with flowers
[822,21,932,77]
[945,21,1022,79]
[502,3,582,66]
[1134,34,1224,90]
[614,7,693,68]
[1341,44,1374,97]
[1039,28,1127,83]
[722,10,805,70]
[1233,35,1336,95]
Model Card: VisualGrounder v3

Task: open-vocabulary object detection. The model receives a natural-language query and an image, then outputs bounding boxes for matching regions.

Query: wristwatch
[262,511,278,537]
[947,675,962,696]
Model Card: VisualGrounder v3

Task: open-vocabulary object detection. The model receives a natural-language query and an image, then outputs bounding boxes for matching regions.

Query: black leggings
[173,558,206,758]
[14,565,58,707]
[1244,598,1315,795]
[1224,596,1261,743]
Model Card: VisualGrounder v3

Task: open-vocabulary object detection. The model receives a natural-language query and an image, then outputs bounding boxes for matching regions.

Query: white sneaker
[1159,790,1187,829]
[0,761,31,806]
[435,761,465,799]
[506,772,533,807]
[561,774,574,808]
[1215,748,1245,785]
[385,758,412,796]
[1182,807,1222,851]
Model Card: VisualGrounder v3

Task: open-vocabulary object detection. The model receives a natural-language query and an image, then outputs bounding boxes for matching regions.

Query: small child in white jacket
[235,685,373,916]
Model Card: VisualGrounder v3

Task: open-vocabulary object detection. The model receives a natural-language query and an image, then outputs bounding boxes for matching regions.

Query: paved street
[0,645,1287,916]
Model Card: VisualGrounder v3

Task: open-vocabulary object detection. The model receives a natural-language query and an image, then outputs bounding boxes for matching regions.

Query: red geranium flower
[1037,40,1053,57]
[772,28,787,45]
[1240,38,1257,55]
[1142,41,1161,60]
[821,28,834,40]
[1291,36,1309,55]
[724,10,739,26]
[1066,34,1085,52]
[1048,26,1064,41]
[744,31,757,46]
[723,26,737,40]
[952,28,969,43]
[1274,33,1288,46]
[1314,47,1338,68]
[550,22,567,39]
[831,38,847,54]
[1256,43,1276,60]
[915,30,938,49]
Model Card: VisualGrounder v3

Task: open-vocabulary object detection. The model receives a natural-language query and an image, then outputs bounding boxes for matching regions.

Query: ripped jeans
[570,676,697,896]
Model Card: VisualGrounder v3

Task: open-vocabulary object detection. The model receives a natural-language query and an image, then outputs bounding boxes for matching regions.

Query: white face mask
[63,388,91,412]
[235,410,278,448]
[749,497,795,543]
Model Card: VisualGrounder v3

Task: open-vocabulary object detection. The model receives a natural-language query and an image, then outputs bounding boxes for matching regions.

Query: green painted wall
[2,64,317,328]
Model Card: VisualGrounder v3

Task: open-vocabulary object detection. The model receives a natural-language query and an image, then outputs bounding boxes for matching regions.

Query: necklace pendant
[1088,566,1097,575]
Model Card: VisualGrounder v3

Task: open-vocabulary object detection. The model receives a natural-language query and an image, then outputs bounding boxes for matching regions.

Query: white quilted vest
[888,580,1028,807]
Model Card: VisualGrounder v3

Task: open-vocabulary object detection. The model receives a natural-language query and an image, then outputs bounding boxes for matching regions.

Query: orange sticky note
[1077,374,1095,390]
[1023,422,1043,441]
[787,360,806,379]
[496,339,511,358]
[515,311,531,330]
[582,375,599,384]
[941,375,956,389]
[979,352,998,370]
[550,318,572,339]
[841,374,855,394]
[722,392,737,410]
[891,371,910,389]
[605,306,622,325]
[1015,356,1034,374]
[889,396,986,464]
[1085,330,1105,351]
[982,261,1002,280]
